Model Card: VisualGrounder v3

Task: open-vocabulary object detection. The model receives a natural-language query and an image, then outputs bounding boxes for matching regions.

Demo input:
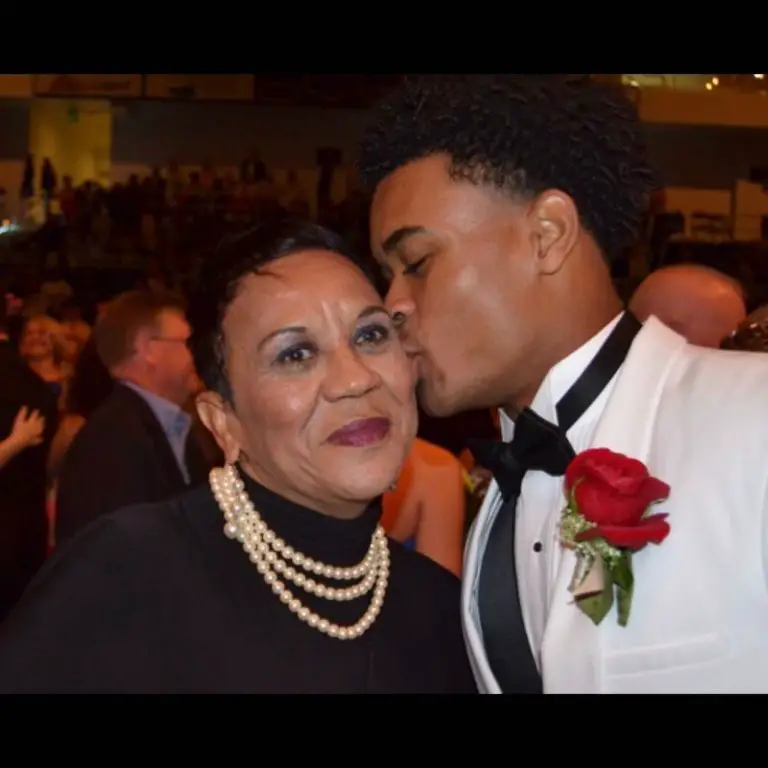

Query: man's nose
[385,287,416,330]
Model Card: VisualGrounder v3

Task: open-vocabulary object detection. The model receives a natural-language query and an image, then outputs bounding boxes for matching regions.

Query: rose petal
[564,448,618,490]
[584,455,649,495]
[574,481,649,526]
[575,514,671,549]
[565,451,596,491]
[638,476,671,506]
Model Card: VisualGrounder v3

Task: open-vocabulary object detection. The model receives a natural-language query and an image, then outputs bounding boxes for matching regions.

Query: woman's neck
[29,358,62,382]
[239,458,369,521]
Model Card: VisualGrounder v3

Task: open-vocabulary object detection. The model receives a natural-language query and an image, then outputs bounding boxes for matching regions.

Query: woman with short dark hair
[0,219,476,694]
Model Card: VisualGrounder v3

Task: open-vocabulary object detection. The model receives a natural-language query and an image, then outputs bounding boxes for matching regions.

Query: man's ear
[529,190,581,276]
[134,326,154,364]
[196,390,241,464]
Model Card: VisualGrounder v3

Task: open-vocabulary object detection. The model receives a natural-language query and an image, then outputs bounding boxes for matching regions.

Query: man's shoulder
[670,345,768,408]
[656,345,768,463]
[684,342,768,374]
[60,391,154,480]
[73,386,150,441]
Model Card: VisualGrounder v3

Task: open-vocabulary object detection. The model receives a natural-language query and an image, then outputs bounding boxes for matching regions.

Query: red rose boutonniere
[559,448,671,627]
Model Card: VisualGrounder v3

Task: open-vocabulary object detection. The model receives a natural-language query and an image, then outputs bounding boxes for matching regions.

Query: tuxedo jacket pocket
[604,632,729,679]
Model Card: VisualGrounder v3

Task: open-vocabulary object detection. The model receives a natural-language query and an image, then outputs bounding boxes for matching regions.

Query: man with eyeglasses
[55,289,213,544]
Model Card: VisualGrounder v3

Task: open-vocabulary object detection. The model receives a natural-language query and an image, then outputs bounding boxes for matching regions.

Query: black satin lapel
[556,312,641,432]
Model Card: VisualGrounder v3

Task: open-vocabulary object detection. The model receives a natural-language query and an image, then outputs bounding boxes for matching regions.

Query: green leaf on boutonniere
[613,550,634,628]
[576,576,614,626]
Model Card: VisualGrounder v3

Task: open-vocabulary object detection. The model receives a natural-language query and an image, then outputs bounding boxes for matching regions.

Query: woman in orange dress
[382,438,466,576]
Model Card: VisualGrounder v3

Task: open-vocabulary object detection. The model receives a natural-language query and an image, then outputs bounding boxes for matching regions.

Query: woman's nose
[323,348,379,401]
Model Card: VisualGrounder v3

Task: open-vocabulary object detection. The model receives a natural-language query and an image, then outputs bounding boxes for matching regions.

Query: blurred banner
[145,75,254,101]
[0,75,33,98]
[33,74,142,98]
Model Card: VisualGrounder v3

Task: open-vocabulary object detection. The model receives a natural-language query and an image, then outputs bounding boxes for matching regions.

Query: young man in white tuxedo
[359,75,768,694]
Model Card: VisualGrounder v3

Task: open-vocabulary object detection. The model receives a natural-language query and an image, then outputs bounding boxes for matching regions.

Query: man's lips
[327,417,391,447]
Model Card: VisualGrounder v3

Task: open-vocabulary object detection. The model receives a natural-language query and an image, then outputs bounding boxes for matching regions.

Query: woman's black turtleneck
[241,467,382,568]
[0,472,477,694]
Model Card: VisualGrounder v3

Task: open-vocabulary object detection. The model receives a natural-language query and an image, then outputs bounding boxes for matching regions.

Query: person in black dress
[0,219,477,694]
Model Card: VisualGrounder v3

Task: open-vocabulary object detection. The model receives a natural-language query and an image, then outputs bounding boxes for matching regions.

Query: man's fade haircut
[358,74,657,262]
[187,218,369,403]
[94,288,186,372]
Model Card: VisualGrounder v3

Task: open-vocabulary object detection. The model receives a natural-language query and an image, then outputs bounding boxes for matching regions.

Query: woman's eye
[356,324,391,347]
[275,345,314,366]
[403,256,429,276]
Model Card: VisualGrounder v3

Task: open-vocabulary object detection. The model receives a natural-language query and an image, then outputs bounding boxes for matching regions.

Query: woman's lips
[327,417,391,447]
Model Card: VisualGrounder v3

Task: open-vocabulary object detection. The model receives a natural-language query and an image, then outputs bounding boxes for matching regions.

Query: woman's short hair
[188,218,368,402]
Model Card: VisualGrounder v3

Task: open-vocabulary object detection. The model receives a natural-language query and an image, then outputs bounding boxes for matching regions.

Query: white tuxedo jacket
[462,317,768,693]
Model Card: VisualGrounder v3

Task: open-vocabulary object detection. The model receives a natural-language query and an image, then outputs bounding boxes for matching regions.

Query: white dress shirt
[497,313,623,668]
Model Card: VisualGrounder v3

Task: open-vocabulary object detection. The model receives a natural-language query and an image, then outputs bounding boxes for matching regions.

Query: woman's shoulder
[108,484,215,546]
[6,484,216,628]
[54,484,214,573]
[388,538,461,595]
[0,485,218,692]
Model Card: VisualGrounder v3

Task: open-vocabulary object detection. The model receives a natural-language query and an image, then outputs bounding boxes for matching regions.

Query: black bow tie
[469,408,575,503]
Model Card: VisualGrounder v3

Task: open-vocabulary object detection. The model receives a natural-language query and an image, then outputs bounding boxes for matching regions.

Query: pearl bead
[210,464,390,641]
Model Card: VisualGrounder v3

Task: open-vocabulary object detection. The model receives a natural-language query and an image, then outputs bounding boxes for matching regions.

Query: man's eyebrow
[381,226,427,254]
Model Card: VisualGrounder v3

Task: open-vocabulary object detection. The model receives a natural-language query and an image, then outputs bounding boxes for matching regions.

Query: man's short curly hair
[358,75,657,262]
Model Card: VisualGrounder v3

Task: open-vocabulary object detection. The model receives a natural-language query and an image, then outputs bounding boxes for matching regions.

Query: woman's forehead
[229,251,377,325]
[268,249,370,288]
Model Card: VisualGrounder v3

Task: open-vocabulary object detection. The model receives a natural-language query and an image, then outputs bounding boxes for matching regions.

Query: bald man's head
[629,264,747,348]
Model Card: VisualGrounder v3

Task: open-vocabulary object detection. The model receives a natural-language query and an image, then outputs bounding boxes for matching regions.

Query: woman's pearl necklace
[209,465,390,640]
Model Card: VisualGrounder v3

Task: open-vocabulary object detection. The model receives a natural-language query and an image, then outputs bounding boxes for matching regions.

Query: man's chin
[416,380,462,418]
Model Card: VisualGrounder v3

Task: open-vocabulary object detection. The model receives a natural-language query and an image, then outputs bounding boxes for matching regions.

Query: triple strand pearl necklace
[209,464,390,640]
